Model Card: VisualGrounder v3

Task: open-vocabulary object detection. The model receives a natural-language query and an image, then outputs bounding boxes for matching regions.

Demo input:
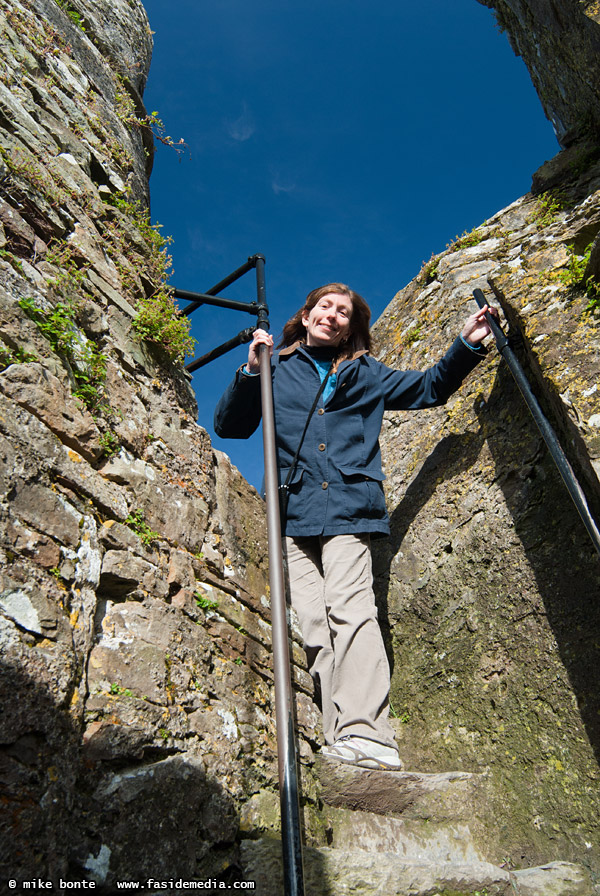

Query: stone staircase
[240,759,594,895]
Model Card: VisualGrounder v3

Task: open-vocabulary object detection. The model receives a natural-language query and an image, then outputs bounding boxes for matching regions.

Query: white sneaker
[320,735,403,770]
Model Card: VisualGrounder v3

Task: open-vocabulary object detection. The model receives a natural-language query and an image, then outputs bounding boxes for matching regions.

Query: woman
[214,283,493,770]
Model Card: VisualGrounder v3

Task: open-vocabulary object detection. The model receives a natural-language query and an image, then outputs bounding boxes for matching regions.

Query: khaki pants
[284,533,397,749]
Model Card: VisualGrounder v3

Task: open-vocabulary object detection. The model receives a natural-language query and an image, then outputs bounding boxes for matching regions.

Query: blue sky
[141,0,559,489]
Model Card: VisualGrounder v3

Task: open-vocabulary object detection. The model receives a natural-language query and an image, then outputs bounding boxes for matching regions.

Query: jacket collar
[279,340,369,362]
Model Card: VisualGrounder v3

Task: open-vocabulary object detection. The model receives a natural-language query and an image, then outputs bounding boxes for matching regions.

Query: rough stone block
[99,549,164,597]
[316,759,485,823]
[11,481,82,547]
[0,362,102,461]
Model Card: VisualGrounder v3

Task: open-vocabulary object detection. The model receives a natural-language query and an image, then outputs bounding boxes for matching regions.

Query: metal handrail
[474,287,600,556]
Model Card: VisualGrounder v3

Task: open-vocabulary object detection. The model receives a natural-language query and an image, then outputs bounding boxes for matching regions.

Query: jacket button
[321,481,328,489]
[318,443,326,451]
[317,408,325,415]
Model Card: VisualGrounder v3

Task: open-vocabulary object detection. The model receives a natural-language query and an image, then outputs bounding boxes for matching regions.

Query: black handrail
[185,327,255,373]
[175,256,260,316]
[473,287,600,556]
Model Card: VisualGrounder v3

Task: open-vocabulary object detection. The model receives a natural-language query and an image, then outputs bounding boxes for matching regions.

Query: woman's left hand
[461,305,498,346]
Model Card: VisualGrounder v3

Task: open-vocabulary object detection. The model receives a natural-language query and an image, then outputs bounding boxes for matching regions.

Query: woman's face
[301,293,353,347]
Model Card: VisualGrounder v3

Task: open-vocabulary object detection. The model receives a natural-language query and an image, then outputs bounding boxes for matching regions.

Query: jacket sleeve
[214,367,263,439]
[378,336,486,411]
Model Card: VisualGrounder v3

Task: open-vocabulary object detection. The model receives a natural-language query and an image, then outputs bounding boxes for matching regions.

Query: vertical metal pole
[255,256,306,895]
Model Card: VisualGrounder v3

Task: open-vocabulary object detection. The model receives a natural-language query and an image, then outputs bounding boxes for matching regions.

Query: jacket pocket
[335,465,387,521]
[337,465,386,482]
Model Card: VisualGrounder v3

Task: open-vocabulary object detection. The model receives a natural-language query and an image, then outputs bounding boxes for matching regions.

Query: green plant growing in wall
[418,252,439,285]
[403,325,423,347]
[53,0,86,30]
[0,249,24,274]
[417,225,489,286]
[102,191,196,364]
[447,227,485,251]
[114,75,138,128]
[195,592,219,611]
[133,287,196,363]
[98,430,121,457]
[44,242,90,297]
[125,509,159,545]
[560,245,592,285]
[0,339,37,370]
[556,242,600,311]
[115,75,187,156]
[529,190,570,229]
[18,294,108,412]
[109,683,134,697]
[0,145,64,208]
[143,109,188,156]
[586,283,600,313]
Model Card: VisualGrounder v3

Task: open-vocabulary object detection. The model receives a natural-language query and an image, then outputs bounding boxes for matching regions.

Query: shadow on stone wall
[477,365,600,765]
[0,656,80,884]
[372,427,485,676]
[0,657,253,891]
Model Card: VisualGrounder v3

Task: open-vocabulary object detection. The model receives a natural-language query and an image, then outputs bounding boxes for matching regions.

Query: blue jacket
[214,337,485,537]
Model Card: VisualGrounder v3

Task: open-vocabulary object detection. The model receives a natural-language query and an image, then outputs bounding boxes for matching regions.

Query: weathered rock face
[372,140,600,879]
[0,0,321,887]
[477,0,600,146]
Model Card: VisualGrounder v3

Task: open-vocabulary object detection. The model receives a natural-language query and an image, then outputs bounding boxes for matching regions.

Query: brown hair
[278,283,372,366]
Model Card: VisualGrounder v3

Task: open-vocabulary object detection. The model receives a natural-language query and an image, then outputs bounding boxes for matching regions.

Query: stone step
[315,756,488,824]
[323,804,486,864]
[240,839,594,896]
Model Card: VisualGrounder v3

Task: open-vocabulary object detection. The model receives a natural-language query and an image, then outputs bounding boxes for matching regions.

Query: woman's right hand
[246,328,274,374]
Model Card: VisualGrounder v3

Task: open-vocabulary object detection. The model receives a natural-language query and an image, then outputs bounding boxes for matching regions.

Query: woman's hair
[278,283,372,364]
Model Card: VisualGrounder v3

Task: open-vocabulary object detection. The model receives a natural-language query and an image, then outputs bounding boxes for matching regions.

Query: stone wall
[0,0,321,887]
[476,0,600,146]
